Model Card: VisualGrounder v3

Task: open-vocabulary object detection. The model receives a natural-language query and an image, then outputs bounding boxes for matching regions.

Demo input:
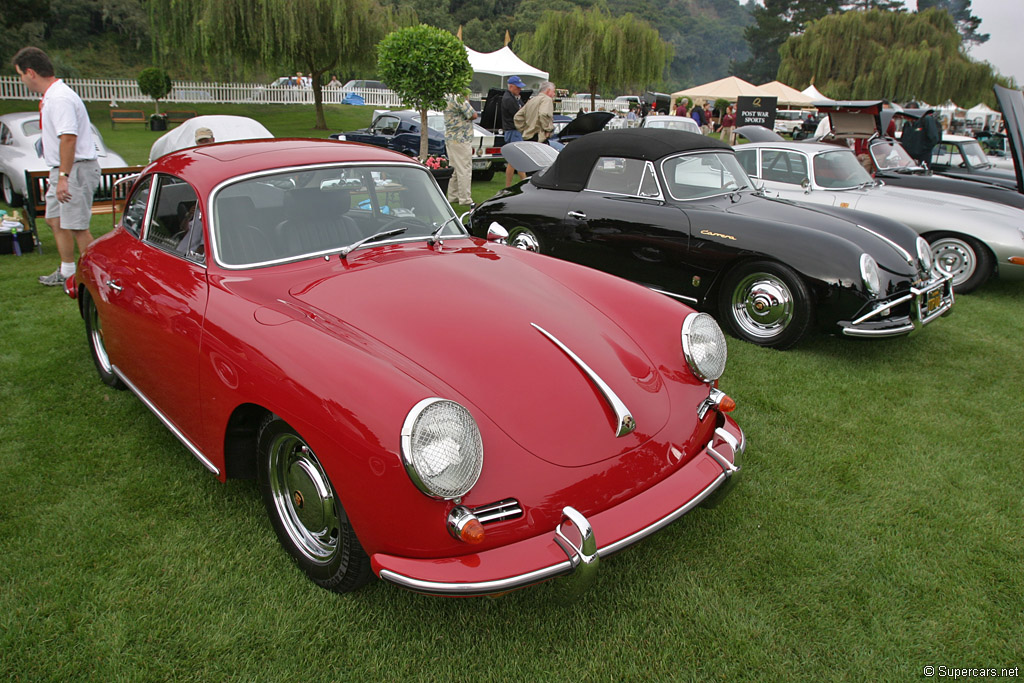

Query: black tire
[927,233,993,294]
[472,169,495,182]
[718,260,813,350]
[2,173,24,207]
[257,416,372,593]
[83,289,126,389]
[507,226,542,253]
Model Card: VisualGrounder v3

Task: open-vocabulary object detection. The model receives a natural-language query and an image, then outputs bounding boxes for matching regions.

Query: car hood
[286,242,672,467]
[994,85,1024,193]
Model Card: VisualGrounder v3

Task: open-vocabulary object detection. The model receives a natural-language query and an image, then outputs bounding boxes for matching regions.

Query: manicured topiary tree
[377,25,472,160]
[137,67,172,115]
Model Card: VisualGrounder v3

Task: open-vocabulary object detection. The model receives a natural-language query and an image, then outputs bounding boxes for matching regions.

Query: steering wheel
[379,216,430,233]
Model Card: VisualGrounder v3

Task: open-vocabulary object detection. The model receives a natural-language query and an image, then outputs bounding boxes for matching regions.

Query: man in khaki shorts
[13,46,101,286]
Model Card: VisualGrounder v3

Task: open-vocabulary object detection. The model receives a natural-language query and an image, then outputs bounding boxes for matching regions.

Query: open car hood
[557,111,615,141]
[993,85,1024,193]
[499,141,559,175]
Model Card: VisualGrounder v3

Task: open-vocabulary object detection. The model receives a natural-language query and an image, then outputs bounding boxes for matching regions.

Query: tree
[150,0,392,130]
[733,0,843,84]
[778,8,1001,105]
[377,24,473,160]
[917,0,988,46]
[514,7,672,109]
[137,67,172,115]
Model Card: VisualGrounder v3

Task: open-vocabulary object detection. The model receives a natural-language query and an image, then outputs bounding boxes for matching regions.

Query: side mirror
[800,177,811,193]
[486,222,509,244]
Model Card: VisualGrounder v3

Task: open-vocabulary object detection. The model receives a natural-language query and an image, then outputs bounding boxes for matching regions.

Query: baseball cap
[195,127,214,143]
[508,76,526,89]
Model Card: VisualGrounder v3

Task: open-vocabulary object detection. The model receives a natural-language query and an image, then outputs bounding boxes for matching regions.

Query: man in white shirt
[13,46,102,286]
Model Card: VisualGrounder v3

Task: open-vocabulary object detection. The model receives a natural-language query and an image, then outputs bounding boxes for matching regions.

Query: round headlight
[682,312,727,383]
[916,236,933,274]
[400,398,483,499]
[860,253,881,296]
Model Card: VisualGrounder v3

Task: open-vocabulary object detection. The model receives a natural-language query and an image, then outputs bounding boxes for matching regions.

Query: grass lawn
[1,100,1022,681]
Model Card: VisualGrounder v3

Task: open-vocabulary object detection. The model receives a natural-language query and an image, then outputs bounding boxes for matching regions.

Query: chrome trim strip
[531,323,636,437]
[855,224,913,264]
[648,286,699,304]
[112,365,220,475]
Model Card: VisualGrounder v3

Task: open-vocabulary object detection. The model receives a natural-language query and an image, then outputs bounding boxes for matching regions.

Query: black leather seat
[216,195,276,264]
[275,188,361,257]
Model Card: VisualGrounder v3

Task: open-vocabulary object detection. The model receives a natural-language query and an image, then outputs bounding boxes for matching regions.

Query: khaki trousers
[446,139,473,205]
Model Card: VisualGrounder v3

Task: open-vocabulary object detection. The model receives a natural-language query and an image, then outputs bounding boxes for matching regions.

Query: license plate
[926,287,942,313]
[472,160,488,169]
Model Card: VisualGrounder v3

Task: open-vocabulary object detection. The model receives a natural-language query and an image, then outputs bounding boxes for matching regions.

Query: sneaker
[38,269,68,287]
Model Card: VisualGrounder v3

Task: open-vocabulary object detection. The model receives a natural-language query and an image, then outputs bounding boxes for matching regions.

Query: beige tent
[758,81,815,107]
[670,76,770,109]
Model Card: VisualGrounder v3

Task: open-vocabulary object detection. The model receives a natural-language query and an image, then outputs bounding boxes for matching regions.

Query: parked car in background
[927,133,1018,189]
[612,95,641,112]
[640,115,701,134]
[332,109,504,180]
[773,110,810,137]
[64,138,745,596]
[0,111,128,207]
[471,130,952,349]
[734,136,1024,293]
[340,79,387,94]
[149,115,274,162]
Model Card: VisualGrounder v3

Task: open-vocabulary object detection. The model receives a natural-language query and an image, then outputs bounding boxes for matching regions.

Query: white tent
[801,83,831,103]
[967,102,1002,130]
[758,81,815,107]
[465,46,549,92]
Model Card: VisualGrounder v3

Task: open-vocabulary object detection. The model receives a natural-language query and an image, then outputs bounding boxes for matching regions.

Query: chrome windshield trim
[112,365,220,475]
[531,323,636,437]
[658,150,756,202]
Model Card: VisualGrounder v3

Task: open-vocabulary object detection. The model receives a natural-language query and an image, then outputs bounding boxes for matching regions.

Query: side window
[144,175,201,256]
[586,157,647,195]
[638,162,661,198]
[0,124,11,146]
[374,116,399,135]
[122,176,152,237]
[761,150,808,185]
[735,149,758,177]
[932,144,955,166]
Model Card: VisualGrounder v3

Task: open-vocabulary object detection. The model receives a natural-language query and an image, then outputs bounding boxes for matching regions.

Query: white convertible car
[0,111,128,207]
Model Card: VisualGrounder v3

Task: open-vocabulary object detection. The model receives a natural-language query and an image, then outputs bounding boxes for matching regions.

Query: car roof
[740,140,854,155]
[942,134,977,142]
[533,128,729,192]
[147,139,418,190]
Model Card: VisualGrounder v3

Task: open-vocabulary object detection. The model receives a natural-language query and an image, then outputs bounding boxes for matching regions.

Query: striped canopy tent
[670,76,770,109]
[758,81,815,107]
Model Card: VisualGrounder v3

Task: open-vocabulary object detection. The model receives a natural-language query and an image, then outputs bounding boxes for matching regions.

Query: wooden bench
[22,166,147,251]
[110,109,147,129]
[165,110,198,126]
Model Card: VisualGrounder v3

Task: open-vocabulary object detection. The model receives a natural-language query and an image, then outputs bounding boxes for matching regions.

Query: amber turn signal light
[460,519,486,544]
[718,394,736,413]
[1009,257,1024,266]
[447,506,486,544]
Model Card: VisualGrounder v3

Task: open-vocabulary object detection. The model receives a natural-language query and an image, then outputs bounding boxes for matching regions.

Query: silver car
[640,115,701,134]
[1,112,128,207]
[735,140,1024,293]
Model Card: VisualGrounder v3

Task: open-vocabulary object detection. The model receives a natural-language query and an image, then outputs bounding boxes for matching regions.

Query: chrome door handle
[567,211,587,219]
[106,280,123,293]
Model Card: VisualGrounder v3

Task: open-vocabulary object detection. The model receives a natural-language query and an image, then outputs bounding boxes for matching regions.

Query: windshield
[960,140,990,168]
[644,119,699,132]
[870,141,917,170]
[212,163,462,268]
[812,150,873,189]
[660,151,753,200]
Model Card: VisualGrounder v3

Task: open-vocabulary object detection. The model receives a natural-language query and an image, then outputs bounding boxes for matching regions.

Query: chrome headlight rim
[860,253,881,297]
[916,236,933,275]
[400,397,484,500]
[681,312,728,384]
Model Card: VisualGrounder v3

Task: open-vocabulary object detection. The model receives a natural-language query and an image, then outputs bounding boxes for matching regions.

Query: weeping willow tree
[515,8,672,110]
[150,0,398,129]
[778,8,1006,105]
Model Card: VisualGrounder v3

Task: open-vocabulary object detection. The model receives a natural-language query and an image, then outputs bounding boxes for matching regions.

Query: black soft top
[532,128,731,191]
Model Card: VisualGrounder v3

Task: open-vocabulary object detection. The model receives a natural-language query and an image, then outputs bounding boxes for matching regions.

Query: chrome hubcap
[268,435,339,564]
[510,229,540,252]
[931,238,975,287]
[1,175,13,204]
[731,273,794,339]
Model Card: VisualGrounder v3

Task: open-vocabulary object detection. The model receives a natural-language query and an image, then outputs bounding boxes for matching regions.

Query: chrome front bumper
[375,425,745,597]
[841,272,954,338]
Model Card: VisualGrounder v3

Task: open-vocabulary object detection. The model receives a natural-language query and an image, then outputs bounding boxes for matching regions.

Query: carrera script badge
[700,229,736,241]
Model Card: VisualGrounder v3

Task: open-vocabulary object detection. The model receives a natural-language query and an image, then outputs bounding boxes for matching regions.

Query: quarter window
[122,176,152,237]
[735,149,758,177]
[144,175,202,259]
[586,157,652,196]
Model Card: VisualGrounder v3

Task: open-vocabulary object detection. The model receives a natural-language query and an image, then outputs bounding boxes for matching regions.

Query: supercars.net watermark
[923,666,1019,679]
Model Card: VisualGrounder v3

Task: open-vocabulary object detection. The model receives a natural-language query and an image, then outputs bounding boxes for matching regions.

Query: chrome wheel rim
[509,228,540,252]
[730,273,794,340]
[87,299,113,374]
[931,237,975,288]
[268,433,340,565]
[1,175,13,205]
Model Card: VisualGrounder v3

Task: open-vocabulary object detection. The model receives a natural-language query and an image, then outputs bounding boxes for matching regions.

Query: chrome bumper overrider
[377,426,745,597]
[841,272,954,338]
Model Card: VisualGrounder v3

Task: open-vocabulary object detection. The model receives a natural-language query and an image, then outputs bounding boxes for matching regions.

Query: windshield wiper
[338,227,407,259]
[427,215,461,246]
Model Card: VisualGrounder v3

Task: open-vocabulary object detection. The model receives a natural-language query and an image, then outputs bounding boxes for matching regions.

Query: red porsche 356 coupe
[65,139,744,596]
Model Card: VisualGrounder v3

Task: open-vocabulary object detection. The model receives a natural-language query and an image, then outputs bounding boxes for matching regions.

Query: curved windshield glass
[870,141,918,170]
[960,140,990,168]
[660,151,753,200]
[212,163,462,268]
[812,150,873,188]
[643,118,700,133]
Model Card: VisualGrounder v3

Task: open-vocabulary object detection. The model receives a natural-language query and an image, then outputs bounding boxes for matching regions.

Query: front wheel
[2,173,24,207]
[718,261,813,350]
[507,226,542,252]
[83,289,126,389]
[927,233,993,294]
[257,416,372,593]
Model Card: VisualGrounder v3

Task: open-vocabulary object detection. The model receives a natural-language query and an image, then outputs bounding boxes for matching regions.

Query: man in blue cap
[501,75,528,187]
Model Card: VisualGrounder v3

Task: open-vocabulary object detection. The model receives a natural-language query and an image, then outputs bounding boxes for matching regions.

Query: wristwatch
[59,171,70,178]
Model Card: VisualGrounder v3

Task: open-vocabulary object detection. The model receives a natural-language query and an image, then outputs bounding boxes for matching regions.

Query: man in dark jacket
[501,76,528,187]
[901,108,942,166]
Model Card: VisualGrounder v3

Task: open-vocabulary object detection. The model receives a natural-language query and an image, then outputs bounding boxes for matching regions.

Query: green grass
[2,101,1023,681]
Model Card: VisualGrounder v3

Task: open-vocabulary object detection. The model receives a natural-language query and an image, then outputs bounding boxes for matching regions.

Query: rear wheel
[508,226,542,252]
[472,168,495,182]
[927,233,993,294]
[718,261,813,350]
[2,173,24,207]
[257,416,372,593]
[83,289,126,389]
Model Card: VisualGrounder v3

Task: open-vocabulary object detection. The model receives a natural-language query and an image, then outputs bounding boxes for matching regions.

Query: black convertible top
[533,128,731,191]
